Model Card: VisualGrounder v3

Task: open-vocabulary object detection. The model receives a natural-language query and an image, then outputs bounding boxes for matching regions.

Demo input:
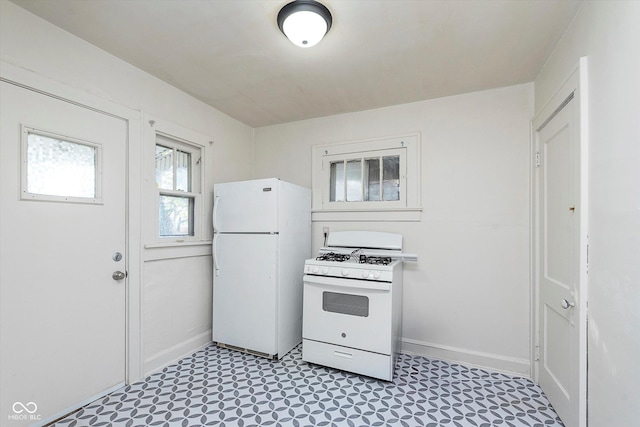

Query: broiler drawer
[302,339,394,381]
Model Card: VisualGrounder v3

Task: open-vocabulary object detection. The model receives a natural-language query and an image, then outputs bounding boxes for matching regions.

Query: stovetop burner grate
[359,255,392,265]
[315,251,393,265]
[316,252,351,262]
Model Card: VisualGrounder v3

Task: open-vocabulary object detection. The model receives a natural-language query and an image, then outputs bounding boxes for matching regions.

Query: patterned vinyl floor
[53,344,563,427]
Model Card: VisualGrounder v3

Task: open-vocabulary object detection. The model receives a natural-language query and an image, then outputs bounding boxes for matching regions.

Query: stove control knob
[373,271,381,279]
[362,270,369,278]
[322,267,329,274]
[341,269,349,277]
[312,266,319,274]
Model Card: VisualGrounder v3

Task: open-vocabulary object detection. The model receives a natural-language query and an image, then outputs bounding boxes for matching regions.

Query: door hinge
[535,152,541,168]
[535,345,540,361]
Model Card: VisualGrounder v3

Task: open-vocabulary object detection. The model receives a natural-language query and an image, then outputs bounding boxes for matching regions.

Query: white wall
[1,1,254,377]
[535,2,640,425]
[254,84,534,374]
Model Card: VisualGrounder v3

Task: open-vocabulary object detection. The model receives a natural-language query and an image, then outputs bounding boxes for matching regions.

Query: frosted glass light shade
[277,1,332,48]
[282,11,328,48]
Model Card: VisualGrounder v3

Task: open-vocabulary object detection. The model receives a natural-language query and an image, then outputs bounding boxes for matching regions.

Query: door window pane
[382,156,400,201]
[159,195,194,237]
[323,291,369,317]
[26,132,97,199]
[155,145,173,190]
[330,161,344,202]
[346,160,362,202]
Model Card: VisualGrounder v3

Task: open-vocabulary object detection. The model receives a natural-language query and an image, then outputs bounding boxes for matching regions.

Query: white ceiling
[11,0,582,128]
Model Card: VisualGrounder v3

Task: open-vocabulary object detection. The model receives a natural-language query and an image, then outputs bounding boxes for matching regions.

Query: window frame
[312,133,422,222]
[155,133,202,239]
[148,122,206,244]
[20,125,103,204]
[323,148,406,209]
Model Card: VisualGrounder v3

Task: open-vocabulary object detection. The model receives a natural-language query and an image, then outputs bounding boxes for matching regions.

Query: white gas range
[302,231,414,381]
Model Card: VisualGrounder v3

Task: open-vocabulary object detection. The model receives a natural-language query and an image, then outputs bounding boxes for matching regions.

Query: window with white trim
[155,134,202,238]
[312,134,421,221]
[324,149,405,207]
[21,127,102,204]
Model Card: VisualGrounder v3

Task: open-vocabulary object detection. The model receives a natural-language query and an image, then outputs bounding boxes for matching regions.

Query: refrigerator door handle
[213,233,220,276]
[213,194,220,233]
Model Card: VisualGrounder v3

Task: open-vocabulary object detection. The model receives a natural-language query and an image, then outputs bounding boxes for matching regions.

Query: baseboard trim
[400,337,531,377]
[143,334,530,379]
[143,330,212,376]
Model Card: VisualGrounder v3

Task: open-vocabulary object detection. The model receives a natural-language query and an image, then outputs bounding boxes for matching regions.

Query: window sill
[312,207,422,222]
[144,240,212,249]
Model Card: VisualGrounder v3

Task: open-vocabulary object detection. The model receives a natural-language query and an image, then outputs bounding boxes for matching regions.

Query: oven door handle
[303,275,391,292]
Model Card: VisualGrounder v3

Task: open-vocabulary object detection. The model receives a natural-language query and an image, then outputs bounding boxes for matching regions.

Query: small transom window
[321,147,406,209]
[311,134,421,221]
[329,155,400,202]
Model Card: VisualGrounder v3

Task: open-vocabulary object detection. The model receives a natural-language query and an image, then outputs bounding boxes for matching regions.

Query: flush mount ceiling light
[277,0,332,48]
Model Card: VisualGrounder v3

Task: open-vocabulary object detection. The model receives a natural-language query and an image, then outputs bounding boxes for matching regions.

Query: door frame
[0,61,144,386]
[531,57,589,426]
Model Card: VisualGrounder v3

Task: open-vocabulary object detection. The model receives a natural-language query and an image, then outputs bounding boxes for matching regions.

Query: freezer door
[213,233,278,355]
[213,178,278,233]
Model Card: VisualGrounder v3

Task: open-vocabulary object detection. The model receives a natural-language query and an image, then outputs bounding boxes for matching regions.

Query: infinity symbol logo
[12,401,38,414]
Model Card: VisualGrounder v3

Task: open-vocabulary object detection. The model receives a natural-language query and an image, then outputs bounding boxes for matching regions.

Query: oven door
[303,274,392,355]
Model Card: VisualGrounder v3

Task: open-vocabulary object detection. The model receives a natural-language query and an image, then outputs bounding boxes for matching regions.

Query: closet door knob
[560,299,575,309]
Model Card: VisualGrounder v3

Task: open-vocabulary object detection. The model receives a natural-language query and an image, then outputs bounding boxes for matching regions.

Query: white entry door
[535,76,587,427]
[0,81,127,425]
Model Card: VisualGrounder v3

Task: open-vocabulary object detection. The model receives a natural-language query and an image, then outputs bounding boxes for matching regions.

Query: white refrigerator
[212,178,311,359]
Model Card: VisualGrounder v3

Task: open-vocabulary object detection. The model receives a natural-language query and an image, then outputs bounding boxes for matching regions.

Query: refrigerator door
[213,178,278,233]
[213,233,278,355]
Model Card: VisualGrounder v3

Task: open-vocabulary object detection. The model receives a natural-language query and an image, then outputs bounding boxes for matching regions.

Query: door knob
[561,299,575,309]
[112,271,126,280]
